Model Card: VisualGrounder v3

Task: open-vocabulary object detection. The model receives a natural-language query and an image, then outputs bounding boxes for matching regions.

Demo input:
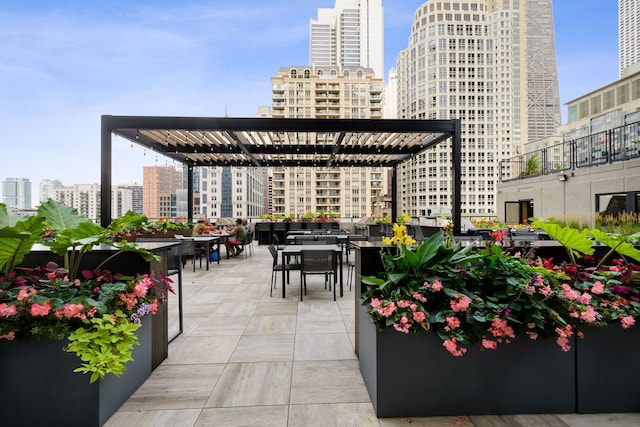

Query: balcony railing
[500,119,640,182]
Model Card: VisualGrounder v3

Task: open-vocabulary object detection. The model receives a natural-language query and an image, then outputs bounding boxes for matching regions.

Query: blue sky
[0,0,618,202]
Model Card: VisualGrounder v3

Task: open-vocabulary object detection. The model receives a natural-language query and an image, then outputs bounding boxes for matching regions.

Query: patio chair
[300,249,338,301]
[269,244,301,297]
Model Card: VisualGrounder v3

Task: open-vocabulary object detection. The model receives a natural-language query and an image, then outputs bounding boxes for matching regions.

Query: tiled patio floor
[104,245,640,426]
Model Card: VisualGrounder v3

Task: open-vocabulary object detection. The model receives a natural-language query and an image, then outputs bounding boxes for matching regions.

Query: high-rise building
[395,0,561,218]
[39,179,63,205]
[115,182,143,214]
[310,0,384,77]
[2,178,32,209]
[270,65,387,218]
[143,166,182,220]
[54,184,101,222]
[195,166,266,220]
[620,0,640,77]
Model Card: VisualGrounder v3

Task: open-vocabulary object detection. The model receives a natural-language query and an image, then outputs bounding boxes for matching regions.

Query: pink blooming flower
[397,300,410,308]
[443,338,467,356]
[445,316,461,331]
[412,311,426,322]
[0,303,17,317]
[377,302,397,318]
[30,301,51,317]
[409,303,417,312]
[370,298,381,309]
[412,292,426,303]
[0,331,15,340]
[488,318,515,339]
[621,315,635,329]
[579,305,598,323]
[482,339,497,350]
[450,294,471,312]
[591,281,605,294]
[393,316,411,333]
[579,292,592,305]
[17,287,37,301]
[539,285,554,297]
[561,283,580,301]
[133,283,148,298]
[149,299,159,314]
[424,280,443,292]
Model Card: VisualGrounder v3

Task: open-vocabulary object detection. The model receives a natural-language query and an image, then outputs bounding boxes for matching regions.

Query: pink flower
[539,285,554,297]
[443,338,467,356]
[133,283,148,298]
[450,294,471,312]
[370,298,381,308]
[482,339,497,350]
[579,292,592,305]
[0,303,17,317]
[412,292,426,303]
[0,331,15,340]
[561,283,580,301]
[621,315,635,329]
[30,301,51,317]
[149,299,158,314]
[579,306,598,323]
[488,318,515,338]
[424,280,443,292]
[17,287,37,301]
[412,311,426,322]
[591,281,605,294]
[445,316,461,331]
[393,316,411,333]
[397,300,410,308]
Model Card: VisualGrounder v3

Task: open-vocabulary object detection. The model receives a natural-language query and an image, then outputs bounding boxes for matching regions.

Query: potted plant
[0,200,173,426]
[358,218,640,417]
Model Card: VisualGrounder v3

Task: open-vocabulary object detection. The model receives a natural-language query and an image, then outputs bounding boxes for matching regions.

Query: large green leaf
[0,215,46,274]
[585,229,640,263]
[530,219,594,259]
[0,204,9,228]
[38,199,90,232]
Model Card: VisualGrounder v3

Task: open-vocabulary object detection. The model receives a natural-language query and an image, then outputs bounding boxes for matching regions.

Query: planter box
[358,304,576,418]
[0,316,152,427]
[576,325,640,413]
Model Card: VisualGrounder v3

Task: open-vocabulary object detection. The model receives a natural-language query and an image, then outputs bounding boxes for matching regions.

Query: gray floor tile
[206,361,292,407]
[290,360,370,405]
[196,405,289,426]
[229,334,295,362]
[288,403,381,427]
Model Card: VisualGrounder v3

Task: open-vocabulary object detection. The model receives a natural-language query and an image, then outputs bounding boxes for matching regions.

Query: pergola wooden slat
[101,116,462,233]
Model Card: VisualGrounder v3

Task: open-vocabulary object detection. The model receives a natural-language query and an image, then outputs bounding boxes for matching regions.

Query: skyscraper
[396,0,561,217]
[310,0,384,77]
[270,65,386,218]
[2,177,32,209]
[620,0,640,77]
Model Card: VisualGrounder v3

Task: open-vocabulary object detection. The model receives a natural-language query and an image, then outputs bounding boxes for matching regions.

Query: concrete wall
[497,158,640,225]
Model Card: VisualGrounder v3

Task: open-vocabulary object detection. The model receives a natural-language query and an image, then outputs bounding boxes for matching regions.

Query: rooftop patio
[104,245,640,426]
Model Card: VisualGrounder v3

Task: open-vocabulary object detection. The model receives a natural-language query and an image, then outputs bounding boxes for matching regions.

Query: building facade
[54,184,101,222]
[270,65,387,218]
[619,0,640,77]
[395,0,560,219]
[310,0,384,77]
[194,166,266,220]
[142,166,182,220]
[2,177,32,209]
[39,179,63,205]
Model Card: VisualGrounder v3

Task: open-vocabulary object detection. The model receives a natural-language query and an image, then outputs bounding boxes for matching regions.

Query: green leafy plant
[362,220,640,357]
[0,201,171,383]
[66,310,141,383]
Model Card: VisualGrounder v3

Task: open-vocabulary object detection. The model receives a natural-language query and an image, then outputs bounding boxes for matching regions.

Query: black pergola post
[100,115,113,227]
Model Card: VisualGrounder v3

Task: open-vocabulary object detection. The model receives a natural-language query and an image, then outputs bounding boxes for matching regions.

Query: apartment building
[270,65,387,218]
[395,0,560,218]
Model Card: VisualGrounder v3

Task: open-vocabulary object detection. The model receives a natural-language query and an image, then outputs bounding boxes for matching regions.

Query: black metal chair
[300,249,338,301]
[269,244,300,297]
[242,230,254,257]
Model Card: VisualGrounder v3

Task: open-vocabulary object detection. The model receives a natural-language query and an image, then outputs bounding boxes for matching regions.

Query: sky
[0,0,619,203]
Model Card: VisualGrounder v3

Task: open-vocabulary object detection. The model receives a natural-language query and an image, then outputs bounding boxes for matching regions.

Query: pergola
[100,116,462,233]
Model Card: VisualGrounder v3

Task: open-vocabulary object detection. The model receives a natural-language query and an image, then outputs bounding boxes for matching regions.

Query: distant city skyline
[0,1,618,203]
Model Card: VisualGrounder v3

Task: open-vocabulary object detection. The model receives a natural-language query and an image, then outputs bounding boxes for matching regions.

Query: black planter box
[358,304,577,417]
[0,317,151,427]
[576,325,640,413]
